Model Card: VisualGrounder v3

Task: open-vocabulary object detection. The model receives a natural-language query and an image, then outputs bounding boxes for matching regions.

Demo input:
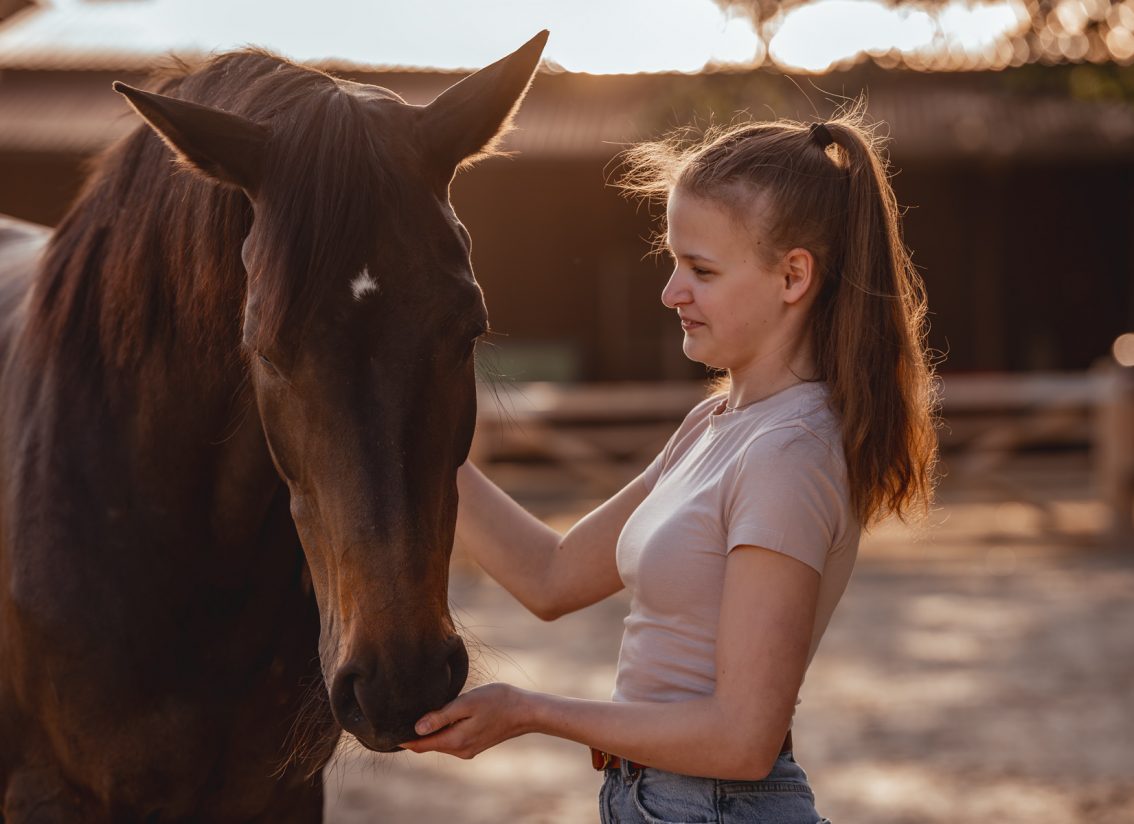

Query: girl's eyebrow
[671,249,718,265]
[664,239,718,264]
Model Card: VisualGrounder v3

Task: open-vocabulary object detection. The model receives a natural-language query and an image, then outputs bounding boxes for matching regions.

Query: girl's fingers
[415,712,444,736]
[401,720,467,754]
[401,728,445,752]
[401,686,507,754]
[414,695,468,736]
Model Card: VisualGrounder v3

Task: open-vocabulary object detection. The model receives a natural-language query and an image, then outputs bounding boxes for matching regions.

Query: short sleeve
[723,425,848,574]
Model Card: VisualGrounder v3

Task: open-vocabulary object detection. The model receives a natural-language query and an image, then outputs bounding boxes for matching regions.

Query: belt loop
[623,757,640,784]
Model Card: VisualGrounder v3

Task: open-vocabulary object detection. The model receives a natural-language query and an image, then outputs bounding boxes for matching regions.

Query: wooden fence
[471,369,1134,541]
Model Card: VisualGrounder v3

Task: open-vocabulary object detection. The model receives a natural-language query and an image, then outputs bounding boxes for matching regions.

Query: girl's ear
[781,248,816,305]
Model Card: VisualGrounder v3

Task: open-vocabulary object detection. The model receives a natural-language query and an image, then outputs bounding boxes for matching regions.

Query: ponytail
[818,117,938,525]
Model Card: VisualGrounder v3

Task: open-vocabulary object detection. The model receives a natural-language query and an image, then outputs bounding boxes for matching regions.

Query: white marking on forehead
[350,267,380,301]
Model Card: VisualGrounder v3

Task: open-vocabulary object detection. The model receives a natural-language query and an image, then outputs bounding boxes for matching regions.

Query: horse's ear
[419,30,548,176]
[112,82,269,195]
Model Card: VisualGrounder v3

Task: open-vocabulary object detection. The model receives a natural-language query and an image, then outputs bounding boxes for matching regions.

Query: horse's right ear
[419,30,548,178]
[112,82,269,195]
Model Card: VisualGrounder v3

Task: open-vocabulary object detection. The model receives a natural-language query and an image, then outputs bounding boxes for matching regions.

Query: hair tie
[809,122,835,149]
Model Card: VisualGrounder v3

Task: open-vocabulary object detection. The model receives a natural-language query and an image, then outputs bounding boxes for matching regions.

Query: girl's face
[662,187,797,374]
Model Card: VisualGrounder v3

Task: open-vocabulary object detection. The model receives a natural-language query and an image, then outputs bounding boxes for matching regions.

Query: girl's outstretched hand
[401,683,535,759]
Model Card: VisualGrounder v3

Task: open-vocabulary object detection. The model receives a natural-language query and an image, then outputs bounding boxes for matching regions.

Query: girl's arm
[454,461,649,620]
[404,544,820,781]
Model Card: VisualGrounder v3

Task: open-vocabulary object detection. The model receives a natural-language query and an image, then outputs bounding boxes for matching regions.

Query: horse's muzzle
[329,634,469,751]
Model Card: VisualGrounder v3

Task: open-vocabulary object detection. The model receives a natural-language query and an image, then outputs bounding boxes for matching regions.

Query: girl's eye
[692,266,711,277]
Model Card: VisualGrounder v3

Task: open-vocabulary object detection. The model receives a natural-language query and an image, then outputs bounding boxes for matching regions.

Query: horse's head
[113,33,547,751]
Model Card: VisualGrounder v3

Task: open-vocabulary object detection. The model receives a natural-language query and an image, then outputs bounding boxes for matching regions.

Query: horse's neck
[21,205,283,554]
[121,342,285,555]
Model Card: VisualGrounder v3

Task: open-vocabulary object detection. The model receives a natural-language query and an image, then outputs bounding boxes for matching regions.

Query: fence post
[1094,360,1134,546]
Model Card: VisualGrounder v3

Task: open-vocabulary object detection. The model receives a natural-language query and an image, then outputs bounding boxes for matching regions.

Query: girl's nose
[661,269,691,309]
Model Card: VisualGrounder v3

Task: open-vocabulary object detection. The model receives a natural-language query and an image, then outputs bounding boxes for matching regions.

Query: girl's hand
[400,683,535,759]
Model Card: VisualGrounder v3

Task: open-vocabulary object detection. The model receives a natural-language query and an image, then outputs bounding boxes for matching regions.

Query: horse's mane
[29,49,397,384]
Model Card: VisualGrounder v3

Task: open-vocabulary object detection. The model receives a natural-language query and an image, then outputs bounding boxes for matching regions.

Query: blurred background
[1,1,1131,821]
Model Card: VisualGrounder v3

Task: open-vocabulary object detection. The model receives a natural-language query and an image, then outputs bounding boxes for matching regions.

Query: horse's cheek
[254,391,303,483]
[289,515,334,616]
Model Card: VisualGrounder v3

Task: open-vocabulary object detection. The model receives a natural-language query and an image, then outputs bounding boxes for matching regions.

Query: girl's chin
[681,340,723,369]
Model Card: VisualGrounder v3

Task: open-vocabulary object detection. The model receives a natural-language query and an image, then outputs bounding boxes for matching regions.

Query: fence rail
[471,370,1134,541]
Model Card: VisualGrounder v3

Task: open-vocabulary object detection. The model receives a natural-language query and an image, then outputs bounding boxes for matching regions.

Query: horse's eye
[257,351,278,372]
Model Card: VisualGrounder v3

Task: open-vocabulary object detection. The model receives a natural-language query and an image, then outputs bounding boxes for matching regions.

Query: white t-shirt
[612,381,860,705]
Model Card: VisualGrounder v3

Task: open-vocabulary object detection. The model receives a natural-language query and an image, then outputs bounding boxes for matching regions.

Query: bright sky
[2,0,760,72]
[1,0,1029,73]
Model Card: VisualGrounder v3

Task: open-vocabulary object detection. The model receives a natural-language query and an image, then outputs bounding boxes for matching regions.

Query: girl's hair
[617,105,939,526]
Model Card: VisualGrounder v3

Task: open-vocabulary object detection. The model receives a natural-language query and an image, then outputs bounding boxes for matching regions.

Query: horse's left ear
[419,30,548,176]
[112,82,269,195]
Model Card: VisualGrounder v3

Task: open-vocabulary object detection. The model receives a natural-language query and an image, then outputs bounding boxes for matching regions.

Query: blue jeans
[598,752,831,824]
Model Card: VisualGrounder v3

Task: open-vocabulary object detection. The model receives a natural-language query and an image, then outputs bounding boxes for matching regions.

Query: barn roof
[1,66,1132,162]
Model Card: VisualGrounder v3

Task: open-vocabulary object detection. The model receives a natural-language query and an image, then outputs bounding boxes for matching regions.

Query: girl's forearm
[454,462,636,620]
[523,691,785,781]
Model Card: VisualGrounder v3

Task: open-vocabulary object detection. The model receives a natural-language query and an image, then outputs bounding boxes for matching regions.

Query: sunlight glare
[0,0,761,74]
[1113,332,1134,367]
[769,0,1030,73]
[547,0,760,72]
[0,0,1044,75]
[769,0,936,72]
[936,0,1031,56]
[713,12,767,66]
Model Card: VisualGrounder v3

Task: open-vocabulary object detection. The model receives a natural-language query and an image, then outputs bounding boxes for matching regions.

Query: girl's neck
[725,338,817,410]
[723,372,808,412]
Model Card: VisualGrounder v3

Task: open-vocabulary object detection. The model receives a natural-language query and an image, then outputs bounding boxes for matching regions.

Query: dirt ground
[323,454,1134,823]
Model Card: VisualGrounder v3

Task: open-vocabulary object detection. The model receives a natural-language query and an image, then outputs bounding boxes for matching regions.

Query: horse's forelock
[161,50,419,347]
[250,88,409,345]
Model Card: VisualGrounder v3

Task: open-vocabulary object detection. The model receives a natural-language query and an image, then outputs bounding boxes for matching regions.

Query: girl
[402,110,938,823]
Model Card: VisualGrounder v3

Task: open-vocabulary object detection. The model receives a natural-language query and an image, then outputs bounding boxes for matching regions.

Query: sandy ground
[323,455,1134,823]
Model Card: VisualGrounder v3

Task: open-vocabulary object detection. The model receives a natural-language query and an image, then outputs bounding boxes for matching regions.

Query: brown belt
[591,730,793,772]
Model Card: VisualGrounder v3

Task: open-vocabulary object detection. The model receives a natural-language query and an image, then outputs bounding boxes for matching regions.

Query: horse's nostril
[330,669,367,729]
[445,638,469,699]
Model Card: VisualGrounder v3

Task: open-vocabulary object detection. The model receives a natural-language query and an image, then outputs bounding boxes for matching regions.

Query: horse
[0,31,548,821]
